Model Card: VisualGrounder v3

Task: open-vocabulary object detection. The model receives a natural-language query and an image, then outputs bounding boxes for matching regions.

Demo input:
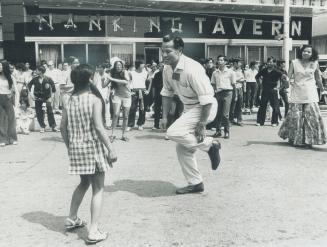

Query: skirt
[278,103,327,145]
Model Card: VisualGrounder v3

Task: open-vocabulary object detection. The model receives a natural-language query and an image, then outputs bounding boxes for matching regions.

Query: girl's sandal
[109,135,116,143]
[65,217,87,230]
[86,230,108,244]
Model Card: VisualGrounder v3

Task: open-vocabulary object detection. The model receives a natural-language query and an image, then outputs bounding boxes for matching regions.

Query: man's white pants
[167,101,218,185]
[52,84,60,111]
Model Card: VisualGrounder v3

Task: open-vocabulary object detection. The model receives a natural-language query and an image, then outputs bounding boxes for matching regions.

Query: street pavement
[2,110,327,247]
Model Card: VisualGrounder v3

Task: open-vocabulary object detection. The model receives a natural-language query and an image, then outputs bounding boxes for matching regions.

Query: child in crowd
[16,85,34,134]
[60,64,117,244]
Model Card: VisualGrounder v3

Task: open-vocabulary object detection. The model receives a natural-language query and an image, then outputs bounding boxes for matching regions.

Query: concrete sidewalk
[1,112,327,247]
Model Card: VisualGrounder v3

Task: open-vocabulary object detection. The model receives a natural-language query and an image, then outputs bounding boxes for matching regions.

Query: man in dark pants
[151,62,164,130]
[277,60,289,119]
[255,57,282,126]
[211,55,236,139]
[28,65,59,133]
[127,60,149,130]
[230,58,245,126]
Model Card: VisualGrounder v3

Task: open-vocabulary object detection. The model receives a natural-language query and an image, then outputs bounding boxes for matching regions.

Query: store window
[227,46,245,59]
[267,46,282,60]
[0,47,3,60]
[88,44,109,66]
[248,46,264,64]
[145,47,161,64]
[64,44,86,64]
[289,47,298,61]
[111,44,133,66]
[207,45,225,60]
[39,44,62,66]
[0,25,3,41]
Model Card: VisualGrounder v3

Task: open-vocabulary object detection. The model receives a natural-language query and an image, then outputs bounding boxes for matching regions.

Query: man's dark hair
[297,45,319,61]
[135,60,144,70]
[163,34,184,51]
[267,56,276,63]
[67,56,78,65]
[277,60,285,67]
[217,55,226,61]
[37,65,46,74]
[249,61,257,68]
[40,60,47,66]
[206,58,213,64]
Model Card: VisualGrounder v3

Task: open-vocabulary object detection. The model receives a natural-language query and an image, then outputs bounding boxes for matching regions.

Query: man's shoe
[40,128,45,133]
[213,131,222,138]
[126,127,131,132]
[236,122,243,127]
[176,182,204,194]
[208,141,221,170]
[52,127,60,132]
[224,132,230,139]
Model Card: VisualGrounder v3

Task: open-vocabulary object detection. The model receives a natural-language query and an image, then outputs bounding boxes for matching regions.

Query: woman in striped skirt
[60,64,117,244]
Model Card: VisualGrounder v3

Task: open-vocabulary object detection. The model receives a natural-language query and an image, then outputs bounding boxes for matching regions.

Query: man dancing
[161,34,221,194]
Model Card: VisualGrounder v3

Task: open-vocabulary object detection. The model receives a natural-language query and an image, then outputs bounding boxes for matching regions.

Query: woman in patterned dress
[60,64,117,244]
[278,45,327,147]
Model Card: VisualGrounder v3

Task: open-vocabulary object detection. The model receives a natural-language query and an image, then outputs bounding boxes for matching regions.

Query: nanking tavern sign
[26,13,312,40]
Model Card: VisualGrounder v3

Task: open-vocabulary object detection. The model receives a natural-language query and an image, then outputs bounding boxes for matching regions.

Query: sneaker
[40,128,45,133]
[138,125,143,131]
[271,123,278,127]
[152,126,160,130]
[255,123,262,126]
[164,135,170,140]
[126,127,131,132]
[224,132,230,139]
[52,127,60,132]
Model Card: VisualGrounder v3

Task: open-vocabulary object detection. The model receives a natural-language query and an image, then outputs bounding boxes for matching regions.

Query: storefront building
[2,0,317,66]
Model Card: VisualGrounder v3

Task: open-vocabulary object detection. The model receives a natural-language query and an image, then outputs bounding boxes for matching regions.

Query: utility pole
[283,0,290,70]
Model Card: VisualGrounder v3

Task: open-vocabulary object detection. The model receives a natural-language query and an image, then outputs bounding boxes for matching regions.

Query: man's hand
[107,148,118,168]
[161,118,168,130]
[194,122,206,143]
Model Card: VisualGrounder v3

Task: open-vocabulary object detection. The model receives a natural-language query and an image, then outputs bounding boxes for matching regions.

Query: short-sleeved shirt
[211,67,236,92]
[161,54,215,107]
[130,70,148,89]
[255,68,282,92]
[234,68,245,89]
[244,69,258,83]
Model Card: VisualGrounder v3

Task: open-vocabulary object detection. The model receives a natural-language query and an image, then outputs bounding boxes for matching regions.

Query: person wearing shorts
[104,60,131,141]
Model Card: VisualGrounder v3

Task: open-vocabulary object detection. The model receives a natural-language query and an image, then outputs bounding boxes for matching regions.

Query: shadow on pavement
[134,134,165,140]
[22,211,87,240]
[105,179,177,197]
[244,141,289,146]
[40,136,64,142]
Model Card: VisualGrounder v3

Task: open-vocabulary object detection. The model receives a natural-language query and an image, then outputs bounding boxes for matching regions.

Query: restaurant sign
[25,13,312,40]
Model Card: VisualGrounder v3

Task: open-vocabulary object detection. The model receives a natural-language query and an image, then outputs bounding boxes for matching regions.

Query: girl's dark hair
[297,45,319,61]
[1,61,13,89]
[71,64,106,123]
[111,60,125,77]
[19,85,30,107]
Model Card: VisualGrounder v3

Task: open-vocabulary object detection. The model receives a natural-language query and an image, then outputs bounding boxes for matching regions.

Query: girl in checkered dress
[60,64,117,244]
